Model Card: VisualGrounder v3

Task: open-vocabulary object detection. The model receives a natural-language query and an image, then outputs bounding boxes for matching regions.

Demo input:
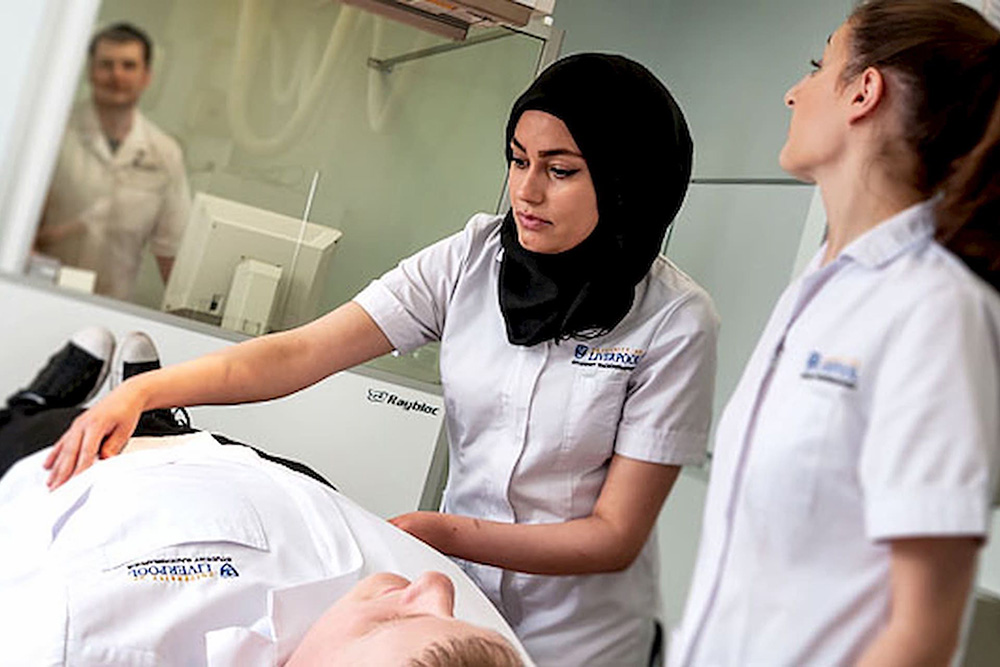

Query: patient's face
[287,571,510,666]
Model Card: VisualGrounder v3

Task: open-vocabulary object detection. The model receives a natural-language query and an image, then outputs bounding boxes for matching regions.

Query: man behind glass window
[35,22,191,301]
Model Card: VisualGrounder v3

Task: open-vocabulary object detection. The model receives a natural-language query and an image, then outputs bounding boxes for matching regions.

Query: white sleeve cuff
[352,281,428,354]
[614,424,708,466]
[864,486,991,541]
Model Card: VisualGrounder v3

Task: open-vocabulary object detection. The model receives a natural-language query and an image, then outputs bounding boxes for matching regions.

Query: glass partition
[28,0,547,383]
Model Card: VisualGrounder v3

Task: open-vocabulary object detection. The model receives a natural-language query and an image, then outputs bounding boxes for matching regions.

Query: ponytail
[846,1,1000,292]
[936,51,1000,291]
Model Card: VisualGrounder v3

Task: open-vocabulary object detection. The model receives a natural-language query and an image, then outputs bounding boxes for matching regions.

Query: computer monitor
[162,193,342,333]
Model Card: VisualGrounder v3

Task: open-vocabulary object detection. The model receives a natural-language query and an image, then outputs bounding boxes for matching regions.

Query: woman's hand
[389,511,459,553]
[43,382,147,489]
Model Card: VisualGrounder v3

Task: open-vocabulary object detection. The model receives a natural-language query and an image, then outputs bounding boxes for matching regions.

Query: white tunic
[354,214,719,666]
[38,102,191,300]
[669,201,1000,666]
[0,434,527,666]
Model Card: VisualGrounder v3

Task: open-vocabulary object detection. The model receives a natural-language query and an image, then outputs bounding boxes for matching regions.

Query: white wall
[670,183,815,423]
[555,0,852,178]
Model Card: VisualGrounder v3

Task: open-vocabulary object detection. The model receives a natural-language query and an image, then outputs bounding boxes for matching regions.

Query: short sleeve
[860,287,1000,541]
[149,139,192,258]
[614,289,720,466]
[353,215,492,353]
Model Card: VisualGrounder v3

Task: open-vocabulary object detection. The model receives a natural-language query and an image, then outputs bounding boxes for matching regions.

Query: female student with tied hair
[671,1,1000,665]
[46,54,719,665]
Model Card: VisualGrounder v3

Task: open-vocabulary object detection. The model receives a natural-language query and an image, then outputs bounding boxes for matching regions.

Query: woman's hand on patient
[43,383,146,489]
[390,512,459,553]
[391,459,681,575]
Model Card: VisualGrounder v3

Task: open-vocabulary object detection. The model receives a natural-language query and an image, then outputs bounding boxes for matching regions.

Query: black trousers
[0,405,83,479]
[0,404,334,490]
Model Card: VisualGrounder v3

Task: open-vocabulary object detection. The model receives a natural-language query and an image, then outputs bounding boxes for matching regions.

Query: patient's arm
[390,455,679,575]
[45,302,393,488]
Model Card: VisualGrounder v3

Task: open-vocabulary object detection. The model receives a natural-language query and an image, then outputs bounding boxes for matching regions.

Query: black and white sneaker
[110,331,161,389]
[8,326,115,409]
[112,332,194,436]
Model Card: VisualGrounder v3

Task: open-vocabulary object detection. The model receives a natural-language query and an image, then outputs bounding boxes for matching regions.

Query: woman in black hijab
[382,53,718,665]
[499,53,695,345]
[48,54,718,666]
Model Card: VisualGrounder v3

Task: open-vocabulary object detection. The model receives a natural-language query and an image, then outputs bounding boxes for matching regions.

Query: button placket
[501,344,549,522]
[680,259,849,666]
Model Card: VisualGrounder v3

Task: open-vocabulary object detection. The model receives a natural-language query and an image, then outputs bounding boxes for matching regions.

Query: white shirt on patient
[0,433,527,666]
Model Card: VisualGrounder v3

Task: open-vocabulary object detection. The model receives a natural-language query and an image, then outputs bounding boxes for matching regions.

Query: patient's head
[287,571,524,667]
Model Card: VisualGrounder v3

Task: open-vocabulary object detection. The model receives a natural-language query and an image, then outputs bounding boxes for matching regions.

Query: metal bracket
[367,28,515,73]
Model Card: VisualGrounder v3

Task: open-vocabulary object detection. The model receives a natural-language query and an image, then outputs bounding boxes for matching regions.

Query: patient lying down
[0,329,525,666]
[288,570,518,667]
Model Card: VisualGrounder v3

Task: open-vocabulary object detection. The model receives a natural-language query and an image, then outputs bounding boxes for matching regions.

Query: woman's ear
[847,66,886,124]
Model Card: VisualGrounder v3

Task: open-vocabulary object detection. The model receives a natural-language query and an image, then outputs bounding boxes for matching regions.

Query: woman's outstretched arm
[45,301,393,488]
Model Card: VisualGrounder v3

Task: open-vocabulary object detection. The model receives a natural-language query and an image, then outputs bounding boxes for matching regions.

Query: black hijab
[499,53,693,346]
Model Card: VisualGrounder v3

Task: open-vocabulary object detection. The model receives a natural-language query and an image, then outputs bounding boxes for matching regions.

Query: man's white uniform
[354,213,719,666]
[669,201,1000,666]
[0,434,526,666]
[38,102,191,300]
